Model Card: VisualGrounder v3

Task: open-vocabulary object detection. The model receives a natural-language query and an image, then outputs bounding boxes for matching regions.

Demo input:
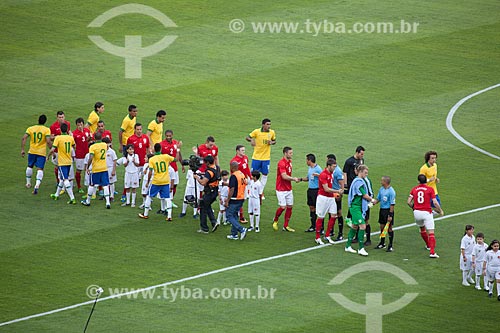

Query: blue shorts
[27,154,46,169]
[91,171,110,186]
[251,160,270,175]
[149,184,170,199]
[58,165,71,180]
[431,194,441,208]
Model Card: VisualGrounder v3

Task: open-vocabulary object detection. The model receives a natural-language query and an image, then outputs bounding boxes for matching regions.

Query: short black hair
[306,153,316,163]
[236,144,244,151]
[252,170,261,179]
[134,123,142,129]
[154,143,162,153]
[102,137,111,144]
[262,118,271,125]
[60,123,68,133]
[221,170,229,177]
[56,110,65,116]
[206,136,215,143]
[326,153,336,160]
[283,146,292,154]
[326,158,336,167]
[94,132,102,140]
[156,110,166,118]
[38,114,47,125]
[356,146,365,153]
[204,155,215,164]
[165,129,173,135]
[128,105,137,112]
[417,174,426,184]
[75,117,84,125]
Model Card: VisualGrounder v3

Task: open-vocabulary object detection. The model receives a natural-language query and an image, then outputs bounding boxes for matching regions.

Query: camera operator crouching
[193,155,221,234]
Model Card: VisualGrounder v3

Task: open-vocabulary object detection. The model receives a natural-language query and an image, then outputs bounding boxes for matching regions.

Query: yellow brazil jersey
[120,115,136,145]
[53,134,75,166]
[89,142,108,173]
[26,125,51,156]
[249,128,276,160]
[420,162,438,194]
[147,119,163,145]
[87,110,99,134]
[149,153,175,185]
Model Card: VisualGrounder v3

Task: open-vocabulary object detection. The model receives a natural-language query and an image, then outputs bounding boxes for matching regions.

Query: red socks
[326,216,336,237]
[420,230,429,247]
[428,234,436,254]
[315,218,324,239]
[284,207,292,227]
[75,172,81,189]
[274,207,285,222]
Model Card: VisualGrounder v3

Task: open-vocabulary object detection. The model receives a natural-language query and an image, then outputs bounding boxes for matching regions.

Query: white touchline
[446,83,500,160]
[1,203,499,327]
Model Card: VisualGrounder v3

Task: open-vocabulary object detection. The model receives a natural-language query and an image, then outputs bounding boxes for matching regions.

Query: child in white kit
[248,170,263,233]
[217,170,229,225]
[460,224,475,286]
[483,239,500,300]
[180,169,197,218]
[120,144,140,207]
[471,232,488,291]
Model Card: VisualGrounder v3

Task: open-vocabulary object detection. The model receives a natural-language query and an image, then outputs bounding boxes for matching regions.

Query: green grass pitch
[1,0,500,332]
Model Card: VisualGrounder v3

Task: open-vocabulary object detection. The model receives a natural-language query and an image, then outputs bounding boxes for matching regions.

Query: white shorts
[276,190,293,206]
[219,196,228,211]
[108,169,117,184]
[486,268,500,281]
[460,254,472,271]
[141,172,149,195]
[248,197,261,215]
[84,171,91,187]
[124,172,140,189]
[315,195,337,218]
[174,171,179,185]
[413,210,435,230]
[75,158,85,171]
[474,261,485,276]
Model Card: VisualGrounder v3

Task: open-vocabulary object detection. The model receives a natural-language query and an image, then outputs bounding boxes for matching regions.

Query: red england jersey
[127,134,150,166]
[409,184,436,213]
[160,139,180,171]
[93,130,112,142]
[50,121,71,137]
[276,157,292,191]
[73,128,92,159]
[197,144,218,158]
[230,155,251,178]
[318,168,334,197]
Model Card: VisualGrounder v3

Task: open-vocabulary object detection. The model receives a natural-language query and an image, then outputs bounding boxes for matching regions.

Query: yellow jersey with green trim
[120,115,136,145]
[53,134,75,166]
[147,119,163,145]
[26,125,51,156]
[419,162,438,194]
[89,142,108,173]
[149,154,175,185]
[249,128,276,160]
[87,110,99,134]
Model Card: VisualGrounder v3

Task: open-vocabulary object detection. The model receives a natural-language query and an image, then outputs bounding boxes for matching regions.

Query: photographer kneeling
[193,155,220,233]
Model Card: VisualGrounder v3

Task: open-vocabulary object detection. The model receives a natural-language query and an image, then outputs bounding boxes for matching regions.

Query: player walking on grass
[47,123,76,204]
[460,224,476,286]
[138,143,175,220]
[345,165,374,256]
[472,232,489,291]
[225,162,248,240]
[21,114,52,194]
[273,147,301,232]
[327,154,345,241]
[73,118,91,193]
[49,111,71,185]
[161,129,184,204]
[81,132,111,209]
[408,174,444,258]
[483,239,500,300]
[146,110,166,150]
[314,159,341,245]
[246,118,276,197]
[372,176,396,252]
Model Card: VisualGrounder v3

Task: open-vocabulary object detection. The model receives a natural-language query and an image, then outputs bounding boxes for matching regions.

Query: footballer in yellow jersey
[420,150,441,205]
[147,110,166,147]
[21,114,52,192]
[246,119,276,192]
[47,123,76,202]
[86,102,104,134]
[50,134,75,166]
[119,105,138,148]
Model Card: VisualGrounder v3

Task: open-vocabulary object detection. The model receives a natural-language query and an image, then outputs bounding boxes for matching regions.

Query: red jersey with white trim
[161,139,180,171]
[409,184,436,213]
[230,155,251,178]
[73,128,92,159]
[127,134,150,166]
[93,130,112,142]
[50,121,71,137]
[318,168,334,197]
[276,157,292,191]
[197,144,218,159]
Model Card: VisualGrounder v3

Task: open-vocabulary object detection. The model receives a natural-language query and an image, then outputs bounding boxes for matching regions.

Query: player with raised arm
[408,174,444,258]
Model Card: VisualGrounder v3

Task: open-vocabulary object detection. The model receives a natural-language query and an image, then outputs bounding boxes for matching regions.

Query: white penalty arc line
[446,83,500,160]
[1,203,499,327]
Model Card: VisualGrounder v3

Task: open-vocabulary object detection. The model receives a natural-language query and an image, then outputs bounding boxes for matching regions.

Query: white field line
[446,83,500,160]
[1,203,499,327]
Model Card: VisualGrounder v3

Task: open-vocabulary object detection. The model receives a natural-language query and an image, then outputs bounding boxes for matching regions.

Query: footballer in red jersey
[408,174,444,258]
[160,129,184,197]
[73,118,92,191]
[314,159,341,244]
[272,147,301,232]
[93,120,112,142]
[196,136,219,172]
[127,123,150,168]
[49,111,71,183]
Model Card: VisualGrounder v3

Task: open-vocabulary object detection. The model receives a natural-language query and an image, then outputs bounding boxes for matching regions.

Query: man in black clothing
[194,156,220,234]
